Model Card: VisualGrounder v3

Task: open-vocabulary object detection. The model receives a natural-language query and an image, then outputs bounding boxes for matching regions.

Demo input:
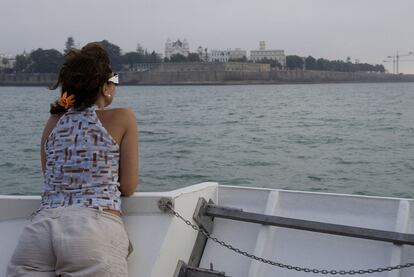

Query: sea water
[0,83,413,198]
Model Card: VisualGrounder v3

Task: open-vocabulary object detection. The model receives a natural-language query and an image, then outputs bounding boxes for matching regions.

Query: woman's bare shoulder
[105,108,137,123]
[107,107,136,115]
[45,114,62,130]
[42,114,63,142]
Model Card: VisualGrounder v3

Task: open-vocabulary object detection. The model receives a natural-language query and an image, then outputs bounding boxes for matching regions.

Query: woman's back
[41,106,121,211]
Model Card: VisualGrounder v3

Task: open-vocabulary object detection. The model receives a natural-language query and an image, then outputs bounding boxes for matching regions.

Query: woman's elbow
[120,182,138,197]
[121,190,136,197]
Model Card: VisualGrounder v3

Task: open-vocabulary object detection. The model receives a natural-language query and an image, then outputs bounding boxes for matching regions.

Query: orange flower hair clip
[58,92,75,109]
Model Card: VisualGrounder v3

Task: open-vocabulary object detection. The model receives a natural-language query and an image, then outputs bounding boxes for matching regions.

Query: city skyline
[1,0,413,73]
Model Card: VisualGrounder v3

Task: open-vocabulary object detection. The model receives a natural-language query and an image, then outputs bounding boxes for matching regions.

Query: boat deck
[1,182,414,276]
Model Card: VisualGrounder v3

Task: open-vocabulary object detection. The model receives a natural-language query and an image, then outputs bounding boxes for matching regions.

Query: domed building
[165,38,190,59]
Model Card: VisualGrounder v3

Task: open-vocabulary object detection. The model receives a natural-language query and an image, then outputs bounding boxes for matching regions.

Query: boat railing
[203,201,414,246]
[159,197,414,277]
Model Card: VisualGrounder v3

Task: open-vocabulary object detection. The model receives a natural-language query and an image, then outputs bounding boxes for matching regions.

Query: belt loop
[52,206,64,219]
[96,206,103,219]
[30,210,38,222]
[51,208,58,219]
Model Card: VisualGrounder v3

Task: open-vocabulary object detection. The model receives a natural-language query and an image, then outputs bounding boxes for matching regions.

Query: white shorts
[6,206,132,277]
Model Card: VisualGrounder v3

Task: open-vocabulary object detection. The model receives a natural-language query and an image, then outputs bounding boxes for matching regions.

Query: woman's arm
[40,115,60,174]
[118,109,139,196]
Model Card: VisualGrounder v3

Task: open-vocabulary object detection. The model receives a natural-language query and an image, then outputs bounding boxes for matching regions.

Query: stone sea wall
[269,70,414,83]
[121,63,414,85]
[120,63,271,85]
[0,73,57,86]
[1,62,414,86]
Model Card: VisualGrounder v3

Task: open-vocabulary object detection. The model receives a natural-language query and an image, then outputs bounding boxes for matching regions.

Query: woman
[7,42,138,277]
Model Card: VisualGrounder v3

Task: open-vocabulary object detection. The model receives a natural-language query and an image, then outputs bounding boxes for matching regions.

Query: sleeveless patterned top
[40,106,122,211]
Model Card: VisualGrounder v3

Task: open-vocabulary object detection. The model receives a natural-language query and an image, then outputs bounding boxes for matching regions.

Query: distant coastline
[1,62,413,86]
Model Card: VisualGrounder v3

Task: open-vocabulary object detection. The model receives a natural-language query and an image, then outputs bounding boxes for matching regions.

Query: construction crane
[383,51,414,74]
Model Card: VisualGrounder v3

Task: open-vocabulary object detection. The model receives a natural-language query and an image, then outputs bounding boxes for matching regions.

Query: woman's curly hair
[49,42,113,114]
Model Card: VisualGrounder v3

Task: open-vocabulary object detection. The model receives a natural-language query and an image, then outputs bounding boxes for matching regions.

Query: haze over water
[0,83,413,198]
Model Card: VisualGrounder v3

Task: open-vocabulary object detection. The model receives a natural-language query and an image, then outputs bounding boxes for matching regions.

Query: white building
[197,47,247,62]
[164,38,190,59]
[209,50,231,62]
[250,41,286,67]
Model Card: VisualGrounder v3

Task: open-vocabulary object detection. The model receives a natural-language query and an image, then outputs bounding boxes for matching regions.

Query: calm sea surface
[0,83,413,198]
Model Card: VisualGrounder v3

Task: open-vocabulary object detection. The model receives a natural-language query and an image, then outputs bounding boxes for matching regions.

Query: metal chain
[166,204,414,275]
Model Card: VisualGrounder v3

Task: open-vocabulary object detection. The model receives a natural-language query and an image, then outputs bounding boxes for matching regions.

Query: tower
[259,41,266,50]
[165,38,172,59]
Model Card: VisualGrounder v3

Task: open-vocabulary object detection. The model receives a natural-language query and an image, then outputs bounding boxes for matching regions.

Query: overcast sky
[1,0,414,73]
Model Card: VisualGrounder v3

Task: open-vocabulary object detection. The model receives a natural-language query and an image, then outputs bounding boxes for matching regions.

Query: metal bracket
[193,198,215,232]
[188,198,215,267]
[158,197,174,213]
[174,260,227,277]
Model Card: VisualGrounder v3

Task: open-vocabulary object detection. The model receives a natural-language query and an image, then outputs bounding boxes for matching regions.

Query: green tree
[64,37,75,54]
[169,54,187,63]
[122,50,161,68]
[98,40,123,70]
[375,64,385,73]
[316,58,332,71]
[149,51,161,63]
[29,48,63,73]
[123,52,143,66]
[305,56,317,70]
[1,58,8,69]
[14,54,30,72]
[286,55,304,69]
[331,60,346,72]
[256,58,282,69]
[187,53,201,62]
[285,53,385,73]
